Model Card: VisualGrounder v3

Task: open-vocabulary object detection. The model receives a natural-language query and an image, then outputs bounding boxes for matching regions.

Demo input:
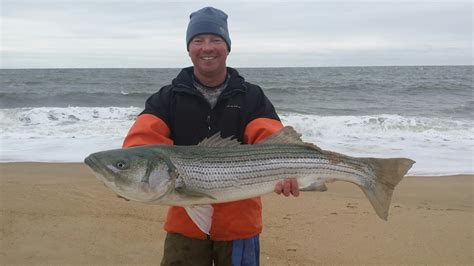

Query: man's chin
[197,65,220,75]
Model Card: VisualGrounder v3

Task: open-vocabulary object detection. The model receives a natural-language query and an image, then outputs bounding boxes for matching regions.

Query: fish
[84,126,414,233]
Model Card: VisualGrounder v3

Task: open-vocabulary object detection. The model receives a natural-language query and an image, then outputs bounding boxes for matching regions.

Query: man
[123,6,299,265]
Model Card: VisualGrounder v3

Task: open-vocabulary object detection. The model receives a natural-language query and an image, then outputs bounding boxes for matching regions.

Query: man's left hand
[274,178,300,197]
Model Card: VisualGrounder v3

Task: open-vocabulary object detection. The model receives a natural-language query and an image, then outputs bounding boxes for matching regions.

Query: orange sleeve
[243,118,283,144]
[123,114,173,148]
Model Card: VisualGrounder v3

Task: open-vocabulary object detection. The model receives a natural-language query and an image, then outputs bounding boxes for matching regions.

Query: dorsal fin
[259,126,304,145]
[198,133,241,147]
[260,126,323,152]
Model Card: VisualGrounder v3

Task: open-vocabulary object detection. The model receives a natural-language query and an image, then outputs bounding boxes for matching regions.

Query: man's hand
[274,178,300,197]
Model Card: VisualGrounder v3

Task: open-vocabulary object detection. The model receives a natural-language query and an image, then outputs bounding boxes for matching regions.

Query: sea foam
[1,107,472,175]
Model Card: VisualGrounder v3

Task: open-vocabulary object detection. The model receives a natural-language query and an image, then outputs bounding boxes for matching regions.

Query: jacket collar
[172,67,247,96]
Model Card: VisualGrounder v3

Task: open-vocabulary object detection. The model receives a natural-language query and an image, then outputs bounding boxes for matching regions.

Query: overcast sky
[1,0,472,68]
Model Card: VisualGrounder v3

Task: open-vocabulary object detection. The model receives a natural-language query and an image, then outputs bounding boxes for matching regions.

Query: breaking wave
[1,106,472,175]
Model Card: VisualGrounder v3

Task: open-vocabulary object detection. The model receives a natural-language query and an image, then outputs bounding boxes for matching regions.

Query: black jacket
[141,67,280,145]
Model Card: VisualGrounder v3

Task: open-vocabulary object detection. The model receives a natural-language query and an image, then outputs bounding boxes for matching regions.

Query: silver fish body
[84,126,415,220]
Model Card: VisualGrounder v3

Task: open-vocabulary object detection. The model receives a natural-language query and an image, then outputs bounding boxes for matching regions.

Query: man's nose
[201,40,213,51]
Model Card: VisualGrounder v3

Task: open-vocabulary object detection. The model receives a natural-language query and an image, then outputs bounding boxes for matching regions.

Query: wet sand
[1,163,472,264]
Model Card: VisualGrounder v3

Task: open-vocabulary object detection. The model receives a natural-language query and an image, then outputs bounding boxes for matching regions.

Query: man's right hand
[274,178,300,197]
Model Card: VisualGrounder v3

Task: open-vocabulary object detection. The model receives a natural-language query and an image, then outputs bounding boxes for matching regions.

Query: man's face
[188,34,228,76]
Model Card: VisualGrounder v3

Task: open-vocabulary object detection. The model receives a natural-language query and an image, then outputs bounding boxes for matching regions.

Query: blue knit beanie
[186,7,231,51]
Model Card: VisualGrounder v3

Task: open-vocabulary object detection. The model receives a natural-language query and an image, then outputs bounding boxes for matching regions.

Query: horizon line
[1,64,472,70]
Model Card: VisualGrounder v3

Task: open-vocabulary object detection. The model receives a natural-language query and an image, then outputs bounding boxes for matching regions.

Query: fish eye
[115,160,129,170]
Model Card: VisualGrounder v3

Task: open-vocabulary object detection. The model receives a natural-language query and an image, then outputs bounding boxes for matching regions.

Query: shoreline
[1,162,472,264]
[1,161,471,177]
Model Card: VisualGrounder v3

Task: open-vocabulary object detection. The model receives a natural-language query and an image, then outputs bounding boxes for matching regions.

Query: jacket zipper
[176,82,232,137]
[206,115,211,137]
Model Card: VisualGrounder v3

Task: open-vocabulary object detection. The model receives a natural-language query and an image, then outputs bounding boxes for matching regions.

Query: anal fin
[185,205,214,235]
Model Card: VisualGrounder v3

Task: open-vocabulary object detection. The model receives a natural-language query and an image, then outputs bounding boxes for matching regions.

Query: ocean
[1,66,472,175]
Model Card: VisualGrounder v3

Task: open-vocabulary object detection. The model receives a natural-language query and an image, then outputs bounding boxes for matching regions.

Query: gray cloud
[1,0,472,68]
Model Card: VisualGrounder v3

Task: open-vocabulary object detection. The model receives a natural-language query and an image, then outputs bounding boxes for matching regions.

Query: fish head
[84,147,175,202]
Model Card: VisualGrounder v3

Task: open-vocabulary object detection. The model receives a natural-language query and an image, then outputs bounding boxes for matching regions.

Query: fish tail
[361,158,415,220]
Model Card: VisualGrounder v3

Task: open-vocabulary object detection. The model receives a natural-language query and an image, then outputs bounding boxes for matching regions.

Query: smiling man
[123,6,299,265]
[188,34,228,86]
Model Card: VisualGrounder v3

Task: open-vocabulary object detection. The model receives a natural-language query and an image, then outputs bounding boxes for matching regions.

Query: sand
[0,163,472,265]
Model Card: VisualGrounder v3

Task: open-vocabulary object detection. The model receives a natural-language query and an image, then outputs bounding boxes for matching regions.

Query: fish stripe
[174,153,372,191]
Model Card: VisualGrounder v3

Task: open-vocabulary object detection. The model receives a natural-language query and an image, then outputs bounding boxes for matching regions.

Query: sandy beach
[1,162,472,265]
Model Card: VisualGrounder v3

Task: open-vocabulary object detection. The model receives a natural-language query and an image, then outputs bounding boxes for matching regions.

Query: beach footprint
[346,202,358,209]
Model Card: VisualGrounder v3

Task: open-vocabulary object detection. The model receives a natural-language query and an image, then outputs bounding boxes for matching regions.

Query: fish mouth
[84,154,113,182]
[84,154,95,168]
[84,154,100,172]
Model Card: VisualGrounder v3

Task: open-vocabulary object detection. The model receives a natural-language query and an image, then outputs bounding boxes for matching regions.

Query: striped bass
[85,126,414,228]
